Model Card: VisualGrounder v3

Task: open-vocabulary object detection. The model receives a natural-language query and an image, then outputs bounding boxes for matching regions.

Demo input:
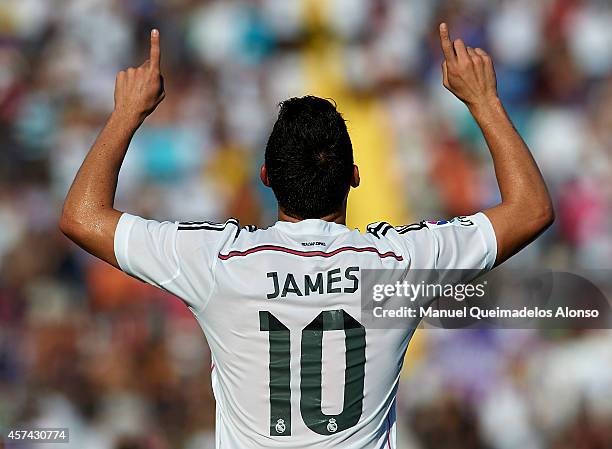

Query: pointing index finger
[439,23,456,63]
[150,29,160,72]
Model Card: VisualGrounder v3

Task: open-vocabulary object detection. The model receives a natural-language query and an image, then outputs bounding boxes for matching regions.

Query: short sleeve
[114,213,236,311]
[391,212,497,272]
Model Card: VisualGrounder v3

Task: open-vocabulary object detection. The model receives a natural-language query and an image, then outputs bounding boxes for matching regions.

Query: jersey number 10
[259,309,366,436]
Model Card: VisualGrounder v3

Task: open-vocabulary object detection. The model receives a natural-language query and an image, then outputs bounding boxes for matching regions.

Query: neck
[278,209,347,225]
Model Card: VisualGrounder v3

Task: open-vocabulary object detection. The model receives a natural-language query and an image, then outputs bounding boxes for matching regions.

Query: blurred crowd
[1,0,612,448]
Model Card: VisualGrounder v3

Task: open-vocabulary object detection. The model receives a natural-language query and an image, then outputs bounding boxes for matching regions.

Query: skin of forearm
[469,98,551,211]
[469,97,554,263]
[60,112,140,266]
[437,23,553,265]
[60,30,164,267]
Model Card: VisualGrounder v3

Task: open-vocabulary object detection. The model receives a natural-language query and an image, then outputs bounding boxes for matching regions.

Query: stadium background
[1,0,612,448]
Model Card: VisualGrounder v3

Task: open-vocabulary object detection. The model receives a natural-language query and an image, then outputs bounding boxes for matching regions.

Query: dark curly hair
[264,96,354,219]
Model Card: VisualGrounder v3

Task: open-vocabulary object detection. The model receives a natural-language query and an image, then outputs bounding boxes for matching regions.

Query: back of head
[265,96,354,219]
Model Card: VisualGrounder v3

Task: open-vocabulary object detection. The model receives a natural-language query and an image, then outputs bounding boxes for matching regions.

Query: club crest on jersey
[275,419,286,434]
[327,418,338,433]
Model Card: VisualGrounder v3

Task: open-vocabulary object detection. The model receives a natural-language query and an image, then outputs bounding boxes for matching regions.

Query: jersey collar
[272,219,352,236]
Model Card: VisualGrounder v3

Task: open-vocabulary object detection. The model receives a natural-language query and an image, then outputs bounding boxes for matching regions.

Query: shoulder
[365,220,429,239]
[366,216,478,238]
[176,218,262,238]
[177,218,240,234]
[174,218,266,255]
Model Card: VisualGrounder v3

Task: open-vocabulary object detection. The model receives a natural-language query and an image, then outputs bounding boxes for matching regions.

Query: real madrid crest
[275,419,286,434]
[327,418,338,433]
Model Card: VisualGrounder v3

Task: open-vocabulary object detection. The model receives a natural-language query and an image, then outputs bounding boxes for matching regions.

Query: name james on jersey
[266,267,360,299]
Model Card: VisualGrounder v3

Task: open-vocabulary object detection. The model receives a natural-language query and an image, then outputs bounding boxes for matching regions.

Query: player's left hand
[113,29,165,123]
[438,23,497,109]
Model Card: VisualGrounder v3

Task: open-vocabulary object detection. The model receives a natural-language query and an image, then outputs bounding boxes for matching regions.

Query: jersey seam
[398,239,414,282]
[200,225,230,313]
[159,222,183,287]
[475,222,490,270]
[379,230,411,280]
[201,250,218,312]
[429,227,441,269]
[473,213,497,270]
[120,214,137,276]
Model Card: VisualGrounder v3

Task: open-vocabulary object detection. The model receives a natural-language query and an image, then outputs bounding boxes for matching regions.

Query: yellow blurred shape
[300,0,425,377]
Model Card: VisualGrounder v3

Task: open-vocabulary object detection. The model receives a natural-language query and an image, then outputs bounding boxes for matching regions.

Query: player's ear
[350,165,360,188]
[260,164,271,187]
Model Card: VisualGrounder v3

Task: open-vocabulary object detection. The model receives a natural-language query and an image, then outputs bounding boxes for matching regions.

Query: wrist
[110,109,145,129]
[467,95,503,119]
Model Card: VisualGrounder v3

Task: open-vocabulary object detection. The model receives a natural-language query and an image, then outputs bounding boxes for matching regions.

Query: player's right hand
[113,29,165,123]
[439,23,498,108]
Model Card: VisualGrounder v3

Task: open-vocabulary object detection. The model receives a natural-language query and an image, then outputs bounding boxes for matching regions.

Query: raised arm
[438,23,553,266]
[60,29,165,267]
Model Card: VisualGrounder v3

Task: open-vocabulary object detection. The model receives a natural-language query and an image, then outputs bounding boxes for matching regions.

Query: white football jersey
[114,212,496,448]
